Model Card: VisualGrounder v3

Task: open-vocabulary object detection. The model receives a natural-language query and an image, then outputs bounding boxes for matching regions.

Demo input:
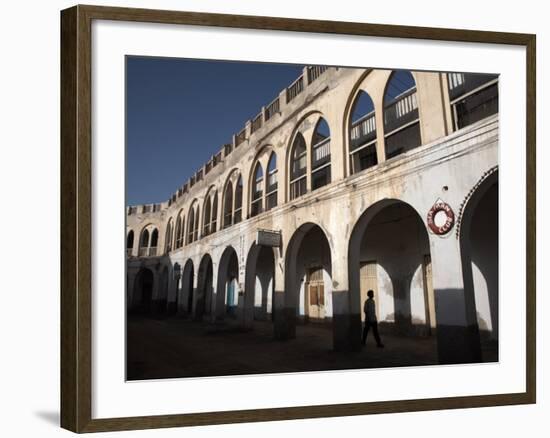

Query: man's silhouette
[362,290,384,348]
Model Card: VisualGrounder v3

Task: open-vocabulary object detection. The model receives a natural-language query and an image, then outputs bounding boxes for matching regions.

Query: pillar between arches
[429,234,482,364]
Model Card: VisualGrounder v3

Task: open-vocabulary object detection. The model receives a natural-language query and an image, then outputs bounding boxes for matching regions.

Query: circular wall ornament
[427,199,455,235]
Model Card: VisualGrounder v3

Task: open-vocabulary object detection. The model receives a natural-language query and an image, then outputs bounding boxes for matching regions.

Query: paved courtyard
[126,315,448,380]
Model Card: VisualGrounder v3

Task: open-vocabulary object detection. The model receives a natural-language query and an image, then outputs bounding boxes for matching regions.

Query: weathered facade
[126,66,499,364]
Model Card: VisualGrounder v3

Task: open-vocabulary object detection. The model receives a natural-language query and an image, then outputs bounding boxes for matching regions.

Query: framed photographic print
[60,4,536,433]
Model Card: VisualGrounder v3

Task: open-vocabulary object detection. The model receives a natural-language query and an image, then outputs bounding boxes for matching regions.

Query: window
[250,163,263,217]
[234,176,243,224]
[187,205,197,244]
[266,152,278,211]
[203,190,218,236]
[164,219,173,254]
[290,133,307,200]
[175,211,184,248]
[383,70,421,160]
[139,230,149,248]
[311,118,331,191]
[126,230,134,256]
[150,229,158,256]
[349,90,377,174]
[447,72,498,130]
[203,196,212,236]
[223,181,233,229]
[194,207,200,241]
[211,192,218,234]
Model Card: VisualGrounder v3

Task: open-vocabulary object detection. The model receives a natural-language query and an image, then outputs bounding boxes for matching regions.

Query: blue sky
[126,57,304,205]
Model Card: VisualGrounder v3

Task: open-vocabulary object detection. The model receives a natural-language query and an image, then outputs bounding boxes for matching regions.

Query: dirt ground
[126,315,456,380]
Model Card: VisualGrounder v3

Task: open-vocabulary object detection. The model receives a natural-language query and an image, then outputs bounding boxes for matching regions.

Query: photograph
[124,58,499,381]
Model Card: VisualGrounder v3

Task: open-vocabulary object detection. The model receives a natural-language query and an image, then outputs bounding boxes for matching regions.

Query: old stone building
[126,65,499,364]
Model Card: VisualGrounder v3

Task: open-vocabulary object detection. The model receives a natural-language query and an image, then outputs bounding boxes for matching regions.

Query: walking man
[362,290,384,347]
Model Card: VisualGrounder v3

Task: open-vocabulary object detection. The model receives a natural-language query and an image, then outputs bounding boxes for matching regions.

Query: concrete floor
[127,315,447,381]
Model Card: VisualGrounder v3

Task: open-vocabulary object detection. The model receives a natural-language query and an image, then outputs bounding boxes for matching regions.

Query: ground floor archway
[283,223,333,342]
[132,267,154,315]
[196,254,213,319]
[460,171,498,359]
[216,246,240,319]
[349,200,435,342]
[180,259,194,314]
[245,243,276,323]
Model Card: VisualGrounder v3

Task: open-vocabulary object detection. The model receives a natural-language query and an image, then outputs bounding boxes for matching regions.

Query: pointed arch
[266,151,278,211]
[223,179,233,229]
[310,117,331,191]
[202,186,218,237]
[250,162,264,217]
[175,209,184,248]
[164,218,174,254]
[150,228,159,255]
[383,70,421,159]
[289,132,307,200]
[187,200,200,244]
[126,230,134,257]
[349,90,377,174]
[234,175,243,224]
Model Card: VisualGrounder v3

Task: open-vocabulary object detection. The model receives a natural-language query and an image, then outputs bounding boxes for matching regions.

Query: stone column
[331,241,361,352]
[429,234,482,364]
[273,253,292,340]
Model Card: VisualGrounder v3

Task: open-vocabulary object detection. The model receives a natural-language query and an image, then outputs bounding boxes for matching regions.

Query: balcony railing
[350,113,376,151]
[264,97,280,121]
[384,88,418,134]
[312,138,331,168]
[138,247,157,257]
[235,128,246,146]
[307,65,328,84]
[286,75,304,103]
[251,113,262,133]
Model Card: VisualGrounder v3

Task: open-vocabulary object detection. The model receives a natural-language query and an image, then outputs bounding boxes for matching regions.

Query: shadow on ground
[127,315,450,381]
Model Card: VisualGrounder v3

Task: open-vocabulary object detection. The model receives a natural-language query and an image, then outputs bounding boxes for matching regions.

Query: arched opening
[216,247,240,319]
[223,181,233,229]
[348,200,435,345]
[175,211,184,248]
[311,117,331,190]
[289,133,307,200]
[266,152,278,211]
[447,72,499,130]
[250,163,264,217]
[187,202,199,244]
[211,192,218,233]
[383,70,421,160]
[126,230,134,256]
[196,254,213,319]
[203,194,212,236]
[460,172,498,360]
[234,176,243,224]
[132,268,154,315]
[139,228,149,257]
[284,223,333,345]
[164,219,173,254]
[181,259,195,314]
[150,228,159,256]
[349,90,377,174]
[245,243,276,323]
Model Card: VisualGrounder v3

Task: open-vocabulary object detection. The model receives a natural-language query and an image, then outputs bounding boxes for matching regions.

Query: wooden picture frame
[60,4,536,433]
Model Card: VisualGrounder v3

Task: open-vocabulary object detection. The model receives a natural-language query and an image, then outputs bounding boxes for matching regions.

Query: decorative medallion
[427,199,455,235]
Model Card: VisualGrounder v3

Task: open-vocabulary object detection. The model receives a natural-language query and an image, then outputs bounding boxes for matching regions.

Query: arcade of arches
[127,67,499,366]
